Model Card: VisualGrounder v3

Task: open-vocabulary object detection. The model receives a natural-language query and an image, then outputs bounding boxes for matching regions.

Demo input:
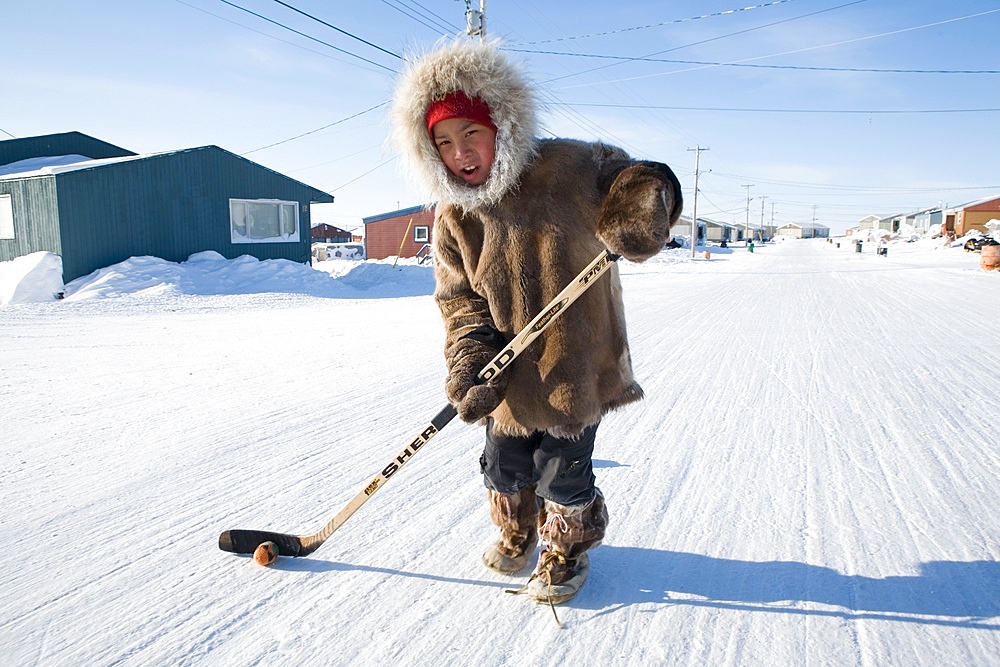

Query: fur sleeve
[432,209,498,355]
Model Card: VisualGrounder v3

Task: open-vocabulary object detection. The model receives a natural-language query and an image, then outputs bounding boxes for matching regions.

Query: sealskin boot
[482,485,539,574]
[524,489,608,605]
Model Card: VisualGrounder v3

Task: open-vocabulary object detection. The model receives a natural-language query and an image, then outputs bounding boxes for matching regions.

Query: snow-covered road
[2,238,998,665]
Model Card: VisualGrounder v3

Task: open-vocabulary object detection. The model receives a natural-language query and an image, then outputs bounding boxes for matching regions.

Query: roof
[944,194,1000,213]
[0,152,152,180]
[878,206,939,223]
[779,221,830,230]
[0,131,135,167]
[311,223,352,234]
[0,145,333,202]
[363,203,432,224]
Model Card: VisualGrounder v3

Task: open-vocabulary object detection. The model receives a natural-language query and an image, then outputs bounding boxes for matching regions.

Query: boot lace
[538,512,569,542]
[505,548,568,628]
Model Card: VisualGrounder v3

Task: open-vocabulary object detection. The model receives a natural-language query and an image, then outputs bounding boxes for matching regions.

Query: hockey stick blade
[217,250,620,558]
[219,530,306,557]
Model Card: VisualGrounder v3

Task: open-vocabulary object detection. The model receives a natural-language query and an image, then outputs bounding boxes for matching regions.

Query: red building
[311,223,353,243]
[363,204,435,260]
[944,195,1000,236]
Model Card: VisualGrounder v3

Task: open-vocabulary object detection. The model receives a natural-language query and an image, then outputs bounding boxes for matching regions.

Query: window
[230,199,299,243]
[0,194,13,240]
[414,225,429,243]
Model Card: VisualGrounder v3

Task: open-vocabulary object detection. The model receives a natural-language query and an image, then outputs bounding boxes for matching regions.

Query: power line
[380,0,458,34]
[329,156,397,192]
[557,7,1000,89]
[509,0,797,46]
[175,0,387,73]
[554,102,1000,114]
[514,51,1000,75]
[240,102,388,155]
[270,0,403,60]
[709,173,1000,194]
[217,0,397,72]
[529,0,867,85]
[379,2,446,34]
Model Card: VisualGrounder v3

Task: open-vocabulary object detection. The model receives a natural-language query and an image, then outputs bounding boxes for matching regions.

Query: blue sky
[4,0,999,234]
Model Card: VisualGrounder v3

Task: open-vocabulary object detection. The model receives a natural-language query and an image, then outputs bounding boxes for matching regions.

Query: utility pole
[461,0,486,39]
[759,196,767,243]
[687,146,708,258]
[742,184,754,245]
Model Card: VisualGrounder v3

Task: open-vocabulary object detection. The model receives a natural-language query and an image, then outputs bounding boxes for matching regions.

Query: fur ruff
[390,39,539,211]
[391,41,682,438]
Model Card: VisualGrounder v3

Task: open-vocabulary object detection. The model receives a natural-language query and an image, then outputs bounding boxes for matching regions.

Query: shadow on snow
[582,547,1000,629]
[263,546,999,629]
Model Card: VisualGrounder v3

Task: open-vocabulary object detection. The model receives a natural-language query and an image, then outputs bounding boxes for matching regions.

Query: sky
[3,0,1000,235]
[2,239,999,664]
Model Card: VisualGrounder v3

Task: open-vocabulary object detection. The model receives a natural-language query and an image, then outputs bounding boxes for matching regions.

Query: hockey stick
[218,249,621,558]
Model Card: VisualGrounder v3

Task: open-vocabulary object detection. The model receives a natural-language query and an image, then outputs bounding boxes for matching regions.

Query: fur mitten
[596,162,683,263]
[445,327,508,423]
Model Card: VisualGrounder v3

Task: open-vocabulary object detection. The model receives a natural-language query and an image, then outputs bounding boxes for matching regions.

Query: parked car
[325,243,366,260]
[963,237,1000,252]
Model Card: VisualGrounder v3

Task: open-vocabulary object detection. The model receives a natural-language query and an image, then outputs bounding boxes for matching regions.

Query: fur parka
[391,40,682,438]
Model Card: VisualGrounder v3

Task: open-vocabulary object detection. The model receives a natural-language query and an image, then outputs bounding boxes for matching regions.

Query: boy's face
[432,118,497,186]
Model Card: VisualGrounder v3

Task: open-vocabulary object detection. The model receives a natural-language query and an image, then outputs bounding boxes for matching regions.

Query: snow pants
[480,419,598,507]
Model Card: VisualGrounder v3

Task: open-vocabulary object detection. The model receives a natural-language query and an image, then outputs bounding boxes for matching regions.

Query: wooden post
[392,218,413,269]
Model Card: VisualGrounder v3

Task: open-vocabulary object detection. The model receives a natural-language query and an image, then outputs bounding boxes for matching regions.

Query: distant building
[857,214,881,231]
[776,222,830,239]
[670,215,706,245]
[363,204,435,260]
[0,132,333,282]
[704,218,740,244]
[910,209,942,233]
[943,195,1000,236]
[311,223,353,243]
[875,207,941,233]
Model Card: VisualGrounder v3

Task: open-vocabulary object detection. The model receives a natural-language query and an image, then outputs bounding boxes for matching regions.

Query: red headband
[426,91,496,136]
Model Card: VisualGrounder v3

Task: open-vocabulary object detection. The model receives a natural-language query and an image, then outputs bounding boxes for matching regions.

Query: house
[704,218,742,244]
[363,204,435,260]
[670,215,707,246]
[777,222,830,239]
[875,207,940,233]
[857,214,880,231]
[911,208,942,232]
[311,223,353,243]
[943,195,1000,236]
[0,132,334,282]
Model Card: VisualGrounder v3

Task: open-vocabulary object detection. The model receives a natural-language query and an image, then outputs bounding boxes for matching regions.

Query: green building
[0,132,334,282]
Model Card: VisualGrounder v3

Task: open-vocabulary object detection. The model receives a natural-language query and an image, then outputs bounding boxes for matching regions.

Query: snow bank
[0,251,64,305]
[1,251,436,305]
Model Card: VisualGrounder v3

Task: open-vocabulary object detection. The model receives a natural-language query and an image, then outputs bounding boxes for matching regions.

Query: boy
[391,39,682,604]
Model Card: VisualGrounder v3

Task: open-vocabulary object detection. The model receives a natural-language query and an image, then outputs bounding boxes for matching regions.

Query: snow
[0,153,152,180]
[1,238,999,665]
[0,154,92,178]
[0,251,65,305]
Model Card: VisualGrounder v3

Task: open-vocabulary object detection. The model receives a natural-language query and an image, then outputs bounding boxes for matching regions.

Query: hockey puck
[253,541,279,566]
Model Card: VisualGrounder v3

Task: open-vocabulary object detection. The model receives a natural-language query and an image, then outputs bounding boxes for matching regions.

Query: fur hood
[390,39,539,211]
